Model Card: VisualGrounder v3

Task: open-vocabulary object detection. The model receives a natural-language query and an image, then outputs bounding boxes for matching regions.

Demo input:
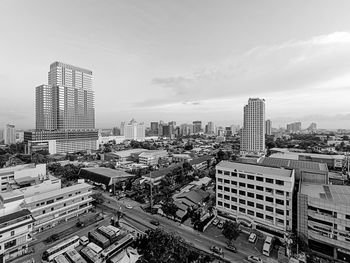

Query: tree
[222,221,240,241]
[161,200,179,220]
[184,143,193,151]
[91,192,105,205]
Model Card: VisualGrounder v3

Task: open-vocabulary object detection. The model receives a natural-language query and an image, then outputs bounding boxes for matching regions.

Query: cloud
[140,32,350,109]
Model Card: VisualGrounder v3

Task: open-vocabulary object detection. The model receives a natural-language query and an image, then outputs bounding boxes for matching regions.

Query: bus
[87,242,103,254]
[101,234,134,262]
[65,249,87,263]
[97,226,118,242]
[80,246,103,263]
[54,254,70,263]
[106,225,121,236]
[88,230,110,249]
[42,235,80,262]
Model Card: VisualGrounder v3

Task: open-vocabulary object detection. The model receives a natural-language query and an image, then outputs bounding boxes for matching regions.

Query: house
[189,155,215,170]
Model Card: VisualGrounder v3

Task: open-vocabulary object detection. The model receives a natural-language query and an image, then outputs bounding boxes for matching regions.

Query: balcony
[308,230,350,251]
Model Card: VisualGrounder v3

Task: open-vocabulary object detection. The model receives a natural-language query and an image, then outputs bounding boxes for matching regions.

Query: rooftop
[217,161,293,177]
[189,155,214,165]
[114,149,148,158]
[259,157,328,172]
[0,209,32,225]
[300,183,350,204]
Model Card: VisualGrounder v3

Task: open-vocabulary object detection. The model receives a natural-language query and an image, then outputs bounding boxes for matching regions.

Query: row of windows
[217,201,285,224]
[41,197,88,214]
[217,170,285,186]
[218,180,286,195]
[35,191,88,207]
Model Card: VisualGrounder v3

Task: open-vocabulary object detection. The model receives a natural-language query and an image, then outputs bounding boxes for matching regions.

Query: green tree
[161,201,179,220]
[91,192,105,205]
[222,221,240,241]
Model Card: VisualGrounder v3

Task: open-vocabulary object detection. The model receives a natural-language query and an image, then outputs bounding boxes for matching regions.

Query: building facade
[298,184,350,262]
[286,122,302,133]
[241,98,266,156]
[192,121,202,134]
[124,119,145,141]
[265,120,272,136]
[216,161,294,238]
[4,125,15,145]
[139,150,168,166]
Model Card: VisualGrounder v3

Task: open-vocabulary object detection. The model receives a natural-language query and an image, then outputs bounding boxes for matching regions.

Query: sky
[1,0,350,130]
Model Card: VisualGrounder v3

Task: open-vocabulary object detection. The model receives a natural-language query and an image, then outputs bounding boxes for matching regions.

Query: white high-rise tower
[241,98,265,156]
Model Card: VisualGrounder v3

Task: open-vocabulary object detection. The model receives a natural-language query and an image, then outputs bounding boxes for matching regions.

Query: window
[239,207,246,213]
[224,179,230,184]
[266,215,273,221]
[10,230,15,236]
[36,204,40,207]
[247,175,254,180]
[346,214,350,220]
[218,193,223,198]
[239,199,246,205]
[218,170,223,174]
[231,188,237,194]
[277,218,284,224]
[239,174,246,179]
[239,182,246,187]
[218,178,223,183]
[224,187,230,192]
[266,206,273,212]
[224,171,230,176]
[256,212,264,218]
[247,192,254,198]
[276,199,284,205]
[248,210,254,216]
[256,194,263,200]
[276,180,284,186]
[256,176,263,182]
[256,203,264,210]
[239,190,246,196]
[266,197,274,203]
[276,209,284,215]
[56,197,63,201]
[4,239,16,249]
[231,170,237,177]
[231,205,237,210]
[224,195,230,200]
[276,190,284,195]
[266,178,274,184]
[231,180,237,185]
[266,188,273,193]
[231,196,237,202]
[256,186,263,191]
[247,184,254,189]
[224,203,230,208]
[42,210,46,214]
[218,201,223,206]
[218,185,223,190]
[247,201,254,207]
[51,207,54,211]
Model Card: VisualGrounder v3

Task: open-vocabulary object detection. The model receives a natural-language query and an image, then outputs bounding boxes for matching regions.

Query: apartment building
[139,150,168,166]
[0,209,34,263]
[216,161,295,238]
[298,184,350,262]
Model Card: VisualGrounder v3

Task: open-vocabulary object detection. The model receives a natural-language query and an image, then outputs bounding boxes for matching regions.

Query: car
[217,220,225,229]
[247,255,263,263]
[126,204,133,209]
[150,220,160,226]
[248,233,257,243]
[226,244,237,253]
[212,218,219,226]
[210,246,223,255]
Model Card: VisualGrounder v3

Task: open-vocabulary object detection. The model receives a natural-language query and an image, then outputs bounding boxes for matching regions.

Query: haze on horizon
[1,0,350,130]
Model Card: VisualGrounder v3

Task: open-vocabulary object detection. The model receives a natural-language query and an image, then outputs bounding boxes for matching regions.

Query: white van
[262,236,273,256]
[79,235,89,246]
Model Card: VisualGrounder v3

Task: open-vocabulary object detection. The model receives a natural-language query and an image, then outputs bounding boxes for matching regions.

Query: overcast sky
[1,0,350,130]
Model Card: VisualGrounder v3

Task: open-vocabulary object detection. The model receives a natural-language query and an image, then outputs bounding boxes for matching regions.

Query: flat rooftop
[259,157,328,172]
[300,183,350,204]
[217,161,293,177]
[80,167,134,178]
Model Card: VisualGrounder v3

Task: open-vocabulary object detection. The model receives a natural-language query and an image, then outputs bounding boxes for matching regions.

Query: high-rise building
[265,119,272,136]
[205,122,215,135]
[307,123,317,133]
[230,124,240,135]
[241,98,265,156]
[124,119,145,141]
[150,122,159,136]
[193,121,202,134]
[4,124,16,145]
[286,122,301,133]
[25,62,98,154]
[120,122,125,136]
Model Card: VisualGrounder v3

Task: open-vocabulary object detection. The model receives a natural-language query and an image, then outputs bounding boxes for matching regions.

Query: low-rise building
[139,150,168,166]
[189,156,215,170]
[172,154,192,163]
[216,161,295,239]
[298,183,350,262]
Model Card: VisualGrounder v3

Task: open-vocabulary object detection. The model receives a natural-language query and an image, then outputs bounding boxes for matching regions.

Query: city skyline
[2,1,350,129]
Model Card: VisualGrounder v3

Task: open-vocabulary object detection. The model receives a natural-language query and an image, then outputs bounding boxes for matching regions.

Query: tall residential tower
[241,98,265,156]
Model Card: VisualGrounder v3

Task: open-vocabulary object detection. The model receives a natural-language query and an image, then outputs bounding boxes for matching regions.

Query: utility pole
[150,171,153,212]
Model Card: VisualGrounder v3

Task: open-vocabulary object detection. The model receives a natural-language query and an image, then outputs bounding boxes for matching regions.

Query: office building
[225,127,232,137]
[193,121,202,134]
[216,161,294,238]
[0,130,3,143]
[4,124,15,145]
[230,124,240,135]
[180,124,193,136]
[15,130,24,143]
[298,184,350,262]
[162,125,171,138]
[205,122,215,135]
[286,122,302,133]
[265,120,272,136]
[241,98,266,156]
[139,150,168,166]
[25,62,98,154]
[150,122,159,136]
[124,119,145,141]
[308,123,317,133]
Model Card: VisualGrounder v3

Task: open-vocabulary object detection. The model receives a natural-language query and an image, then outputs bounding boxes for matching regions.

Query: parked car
[248,233,257,243]
[150,220,160,226]
[217,220,224,229]
[210,246,223,255]
[212,218,219,226]
[226,244,237,253]
[126,204,133,209]
[247,255,263,263]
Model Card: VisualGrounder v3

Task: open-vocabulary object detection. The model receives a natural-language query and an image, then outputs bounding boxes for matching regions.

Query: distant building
[286,122,301,133]
[225,127,232,137]
[150,122,158,136]
[0,130,3,143]
[162,125,171,138]
[4,124,16,145]
[241,98,266,156]
[15,130,24,143]
[120,122,125,136]
[230,124,240,135]
[205,122,215,135]
[192,121,202,134]
[180,124,192,136]
[124,119,145,141]
[265,120,272,136]
[112,127,121,136]
[139,150,168,166]
[307,123,317,133]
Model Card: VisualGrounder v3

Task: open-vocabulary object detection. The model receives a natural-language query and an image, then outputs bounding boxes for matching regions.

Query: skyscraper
[241,98,265,156]
[193,121,202,134]
[205,121,215,135]
[150,122,159,136]
[124,119,145,141]
[265,119,272,135]
[4,124,16,145]
[25,62,98,154]
[286,122,301,133]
